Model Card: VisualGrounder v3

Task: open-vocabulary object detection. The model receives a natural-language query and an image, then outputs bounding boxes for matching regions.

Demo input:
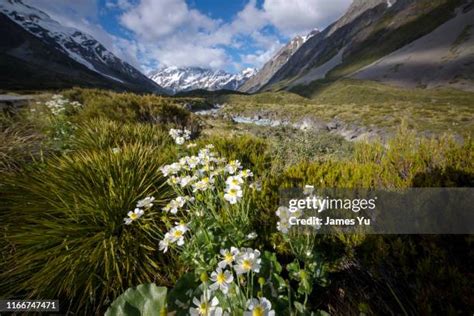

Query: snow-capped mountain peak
[0,0,163,93]
[149,67,257,94]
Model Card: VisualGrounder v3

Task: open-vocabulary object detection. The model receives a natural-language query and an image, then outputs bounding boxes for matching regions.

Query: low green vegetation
[0,88,473,314]
[216,79,474,136]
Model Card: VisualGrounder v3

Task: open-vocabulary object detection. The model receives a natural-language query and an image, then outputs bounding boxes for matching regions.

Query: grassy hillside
[327,0,467,79]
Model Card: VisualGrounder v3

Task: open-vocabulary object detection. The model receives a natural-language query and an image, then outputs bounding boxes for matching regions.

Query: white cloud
[118,0,352,70]
[242,43,282,68]
[24,0,353,72]
[153,42,229,69]
[120,0,217,40]
[105,0,133,10]
[263,0,352,35]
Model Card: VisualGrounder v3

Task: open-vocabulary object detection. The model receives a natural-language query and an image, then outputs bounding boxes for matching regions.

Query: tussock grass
[63,88,202,130]
[0,112,47,173]
[71,118,175,151]
[0,144,176,313]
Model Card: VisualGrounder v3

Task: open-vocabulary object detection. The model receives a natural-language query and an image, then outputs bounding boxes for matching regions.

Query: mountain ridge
[0,0,164,93]
[238,29,319,93]
[149,66,256,94]
[256,0,473,93]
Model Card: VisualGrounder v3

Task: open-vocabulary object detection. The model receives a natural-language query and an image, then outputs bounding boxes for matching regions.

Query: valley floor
[0,84,473,315]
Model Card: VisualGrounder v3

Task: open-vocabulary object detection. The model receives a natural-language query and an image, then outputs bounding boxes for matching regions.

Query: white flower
[276,206,290,220]
[239,169,253,178]
[187,156,201,169]
[159,234,171,253]
[179,175,195,188]
[163,196,190,214]
[169,223,189,246]
[244,298,275,316]
[167,176,180,185]
[210,268,234,294]
[218,247,240,269]
[205,144,214,149]
[112,147,121,154]
[192,177,214,192]
[175,136,185,145]
[160,162,181,177]
[169,128,180,138]
[225,160,242,174]
[123,208,144,225]
[234,248,261,275]
[169,128,191,145]
[276,220,290,234]
[189,293,220,316]
[247,232,258,240]
[224,187,243,204]
[136,196,155,209]
[225,175,243,189]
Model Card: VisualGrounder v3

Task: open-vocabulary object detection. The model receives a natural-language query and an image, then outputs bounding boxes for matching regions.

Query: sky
[24,0,353,74]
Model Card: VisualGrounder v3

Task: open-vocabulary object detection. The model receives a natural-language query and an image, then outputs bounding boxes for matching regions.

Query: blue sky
[25,0,352,73]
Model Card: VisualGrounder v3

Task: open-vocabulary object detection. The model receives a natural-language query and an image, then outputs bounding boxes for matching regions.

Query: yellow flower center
[199,302,208,314]
[173,230,183,238]
[229,188,237,196]
[242,259,252,271]
[129,213,138,220]
[252,306,264,316]
[224,253,233,263]
[216,272,226,284]
[231,179,239,185]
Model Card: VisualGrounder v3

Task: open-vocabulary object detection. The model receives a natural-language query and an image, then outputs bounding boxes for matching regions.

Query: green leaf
[286,260,301,280]
[294,301,306,313]
[262,251,282,274]
[105,283,167,316]
[168,273,198,315]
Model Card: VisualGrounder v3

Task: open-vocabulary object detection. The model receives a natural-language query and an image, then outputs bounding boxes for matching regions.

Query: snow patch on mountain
[0,0,159,91]
[149,67,257,93]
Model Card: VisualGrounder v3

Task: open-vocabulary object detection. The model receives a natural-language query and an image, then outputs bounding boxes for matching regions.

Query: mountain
[258,0,474,92]
[239,29,319,93]
[352,4,474,91]
[0,0,164,93]
[149,67,257,94]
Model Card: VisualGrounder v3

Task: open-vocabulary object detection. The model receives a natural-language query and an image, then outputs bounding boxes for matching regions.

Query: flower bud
[258,277,266,286]
[200,272,209,283]
[159,307,167,316]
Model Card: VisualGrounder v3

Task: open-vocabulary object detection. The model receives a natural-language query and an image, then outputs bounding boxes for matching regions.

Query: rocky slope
[0,0,164,93]
[149,67,256,94]
[261,0,473,92]
[353,4,474,91]
[238,29,319,93]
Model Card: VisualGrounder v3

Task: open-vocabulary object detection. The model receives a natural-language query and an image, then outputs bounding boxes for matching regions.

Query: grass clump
[70,118,175,151]
[63,88,201,131]
[0,113,45,172]
[0,144,177,314]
